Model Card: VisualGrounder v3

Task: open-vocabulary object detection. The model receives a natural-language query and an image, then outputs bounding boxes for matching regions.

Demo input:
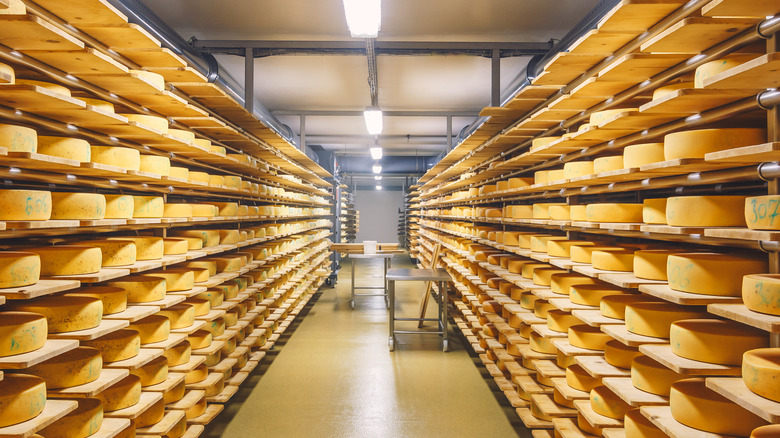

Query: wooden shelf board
[600,324,669,348]
[0,339,79,369]
[571,309,624,327]
[45,267,130,284]
[102,304,160,323]
[641,405,726,438]
[167,389,205,411]
[575,355,631,378]
[0,15,84,51]
[638,284,741,305]
[549,298,597,312]
[602,377,669,407]
[27,48,128,76]
[705,142,780,164]
[532,393,578,418]
[569,77,634,98]
[205,383,238,403]
[640,17,759,54]
[104,391,162,420]
[567,29,636,55]
[47,368,129,398]
[638,88,751,114]
[47,319,129,341]
[597,0,689,33]
[103,348,163,370]
[551,378,590,402]
[132,293,187,309]
[702,0,780,18]
[703,53,780,90]
[517,407,554,429]
[552,417,597,438]
[135,410,186,436]
[140,333,188,351]
[707,303,780,332]
[598,53,689,82]
[639,344,741,376]
[707,377,780,423]
[0,279,81,299]
[91,418,132,438]
[187,403,223,426]
[143,372,186,393]
[0,399,77,438]
[573,399,623,429]
[168,354,207,374]
[553,338,605,358]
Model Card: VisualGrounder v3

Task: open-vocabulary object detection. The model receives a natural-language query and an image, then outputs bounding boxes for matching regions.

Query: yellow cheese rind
[171,229,220,247]
[81,98,114,113]
[0,124,37,153]
[37,136,90,162]
[570,284,628,306]
[550,273,598,295]
[104,194,134,219]
[0,311,47,357]
[0,252,40,288]
[751,425,780,438]
[90,146,141,171]
[107,275,166,303]
[652,81,693,100]
[625,408,667,438]
[633,249,683,280]
[0,189,52,220]
[670,378,768,436]
[123,114,168,133]
[664,128,766,160]
[642,198,667,224]
[566,364,602,392]
[163,238,189,255]
[745,195,780,230]
[16,79,71,96]
[50,192,106,220]
[163,340,191,366]
[163,203,193,218]
[624,302,708,338]
[82,329,140,362]
[95,375,141,412]
[130,355,167,386]
[593,156,623,173]
[132,195,164,218]
[694,56,756,88]
[586,203,643,223]
[563,161,594,179]
[666,195,746,227]
[670,319,768,366]
[604,340,641,369]
[547,310,581,333]
[529,332,557,354]
[631,355,684,396]
[590,385,630,419]
[743,349,780,403]
[170,166,189,179]
[667,253,767,296]
[157,304,195,329]
[743,274,780,316]
[26,347,102,389]
[600,294,656,320]
[568,324,612,351]
[107,236,163,260]
[0,374,46,427]
[591,250,634,272]
[65,286,127,315]
[127,315,170,344]
[39,397,103,438]
[167,128,194,144]
[623,143,664,168]
[139,154,171,176]
[8,296,102,333]
[73,240,135,267]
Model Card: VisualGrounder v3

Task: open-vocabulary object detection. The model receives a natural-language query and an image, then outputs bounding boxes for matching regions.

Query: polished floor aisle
[205,255,526,438]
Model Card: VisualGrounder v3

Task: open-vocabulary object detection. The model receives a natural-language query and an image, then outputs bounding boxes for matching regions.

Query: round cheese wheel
[547,205,571,220]
[81,98,114,113]
[214,256,244,273]
[550,273,599,295]
[128,315,169,344]
[570,245,622,264]
[0,311,46,357]
[223,175,241,189]
[73,240,135,267]
[533,268,567,286]
[157,304,195,329]
[631,355,684,396]
[506,205,534,219]
[530,236,567,253]
[570,205,588,221]
[642,198,667,224]
[743,349,780,403]
[194,139,212,150]
[633,249,684,280]
[0,123,36,152]
[563,161,594,179]
[190,204,217,217]
[189,171,210,184]
[624,302,709,338]
[547,310,581,333]
[624,408,667,438]
[623,143,664,168]
[694,55,756,88]
[586,203,643,223]
[123,114,168,133]
[213,202,238,216]
[50,192,106,220]
[172,229,220,247]
[163,340,191,366]
[186,397,207,420]
[569,324,612,351]
[590,108,638,125]
[168,128,195,144]
[131,196,164,218]
[533,203,567,219]
[593,156,623,173]
[0,189,52,220]
[197,289,223,307]
[531,136,560,151]
[752,425,780,438]
[170,166,189,179]
[664,128,766,160]
[652,81,693,100]
[209,175,225,186]
[107,276,165,303]
[219,229,240,244]
[188,260,218,276]
[670,378,768,436]
[670,319,767,365]
[667,253,767,296]
[163,238,189,255]
[189,330,212,350]
[666,195,746,227]
[163,203,193,218]
[39,398,102,438]
[8,296,102,333]
[95,375,141,412]
[26,346,102,388]
[131,355,168,387]
[82,329,140,362]
[518,292,538,310]
[0,252,40,288]
[90,146,140,171]
[0,374,46,427]
[163,378,186,404]
[37,136,90,162]
[745,195,780,230]
[138,155,170,176]
[591,385,630,419]
[186,363,208,384]
[134,397,164,428]
[103,195,133,219]
[177,237,204,251]
[600,294,657,320]
[743,274,780,316]
[604,340,641,369]
[570,284,628,306]
[107,236,163,260]
[591,249,634,271]
[566,364,601,392]
[547,240,595,257]
[66,286,127,315]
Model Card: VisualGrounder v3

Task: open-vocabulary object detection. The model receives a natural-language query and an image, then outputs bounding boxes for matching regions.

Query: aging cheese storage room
[1,0,780,437]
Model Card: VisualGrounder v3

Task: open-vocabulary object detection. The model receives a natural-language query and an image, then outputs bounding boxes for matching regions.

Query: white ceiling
[143,0,601,157]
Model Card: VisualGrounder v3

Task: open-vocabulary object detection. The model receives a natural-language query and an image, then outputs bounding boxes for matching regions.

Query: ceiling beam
[192,39,552,57]
[273,110,480,117]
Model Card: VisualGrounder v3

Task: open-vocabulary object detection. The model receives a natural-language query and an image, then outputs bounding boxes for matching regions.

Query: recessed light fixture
[375,185,382,190]
[370,147,383,160]
[374,175,382,181]
[364,108,383,135]
[372,164,382,174]
[343,0,381,38]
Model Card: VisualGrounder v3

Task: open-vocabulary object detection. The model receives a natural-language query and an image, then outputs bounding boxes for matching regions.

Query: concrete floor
[205,255,527,438]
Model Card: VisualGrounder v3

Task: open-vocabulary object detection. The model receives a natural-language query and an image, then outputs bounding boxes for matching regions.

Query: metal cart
[349,253,395,309]
[386,268,452,352]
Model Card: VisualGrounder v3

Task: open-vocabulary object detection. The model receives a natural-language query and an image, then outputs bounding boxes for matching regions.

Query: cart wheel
[325,278,333,287]
[442,340,449,352]
[350,300,355,310]
[389,337,395,351]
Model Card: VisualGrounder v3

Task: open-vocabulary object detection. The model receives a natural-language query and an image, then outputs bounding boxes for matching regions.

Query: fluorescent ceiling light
[376,185,382,190]
[370,147,383,160]
[364,108,383,135]
[374,175,382,181]
[343,0,381,38]
[372,164,382,174]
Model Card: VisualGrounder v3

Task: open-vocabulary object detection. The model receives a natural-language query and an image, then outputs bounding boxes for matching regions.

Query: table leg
[350,258,355,309]
[441,281,449,352]
[389,280,395,351]
[383,258,389,308]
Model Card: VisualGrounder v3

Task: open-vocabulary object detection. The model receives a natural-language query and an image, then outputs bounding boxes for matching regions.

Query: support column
[446,115,453,152]
[244,46,254,113]
[300,114,306,151]
[491,49,500,107]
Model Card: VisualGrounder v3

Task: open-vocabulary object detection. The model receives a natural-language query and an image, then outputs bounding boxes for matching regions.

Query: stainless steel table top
[386,268,451,282]
[348,253,396,259]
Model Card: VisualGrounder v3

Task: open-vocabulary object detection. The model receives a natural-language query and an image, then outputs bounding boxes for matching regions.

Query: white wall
[354,188,404,244]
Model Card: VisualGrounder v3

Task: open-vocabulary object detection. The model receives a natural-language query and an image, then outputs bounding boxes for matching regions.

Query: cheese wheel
[593,156,623,173]
[186,364,208,384]
[197,289,223,307]
[189,171,210,184]
[224,175,242,189]
[570,245,617,264]
[8,296,102,333]
[178,236,204,251]
[15,79,70,96]
[129,315,170,345]
[213,256,244,272]
[157,304,195,329]
[547,205,571,220]
[751,425,780,438]
[670,378,768,436]
[0,124,36,152]
[586,203,643,223]
[82,329,140,362]
[208,144,224,154]
[624,302,709,338]
[548,170,564,181]
[66,286,127,315]
[131,195,164,218]
[566,364,602,392]
[590,108,638,125]
[520,262,550,279]
[604,340,641,369]
[138,155,170,176]
[130,355,167,386]
[623,143,664,168]
[26,347,102,388]
[168,128,194,144]
[104,195,133,219]
[163,238,189,255]
[666,195,746,227]
[529,331,557,354]
[633,249,683,280]
[533,268,567,286]
[171,229,220,247]
[591,249,635,272]
[73,240,135,267]
[547,241,596,258]
[0,252,40,288]
[147,268,195,292]
[547,309,581,333]
[95,375,141,412]
[563,161,594,179]
[81,98,114,113]
[163,340,191,366]
[642,198,667,224]
[590,385,630,419]
[569,324,611,351]
[37,136,90,162]
[90,146,140,171]
[652,81,693,100]
[39,398,102,438]
[50,192,106,220]
[124,114,168,133]
[0,374,46,427]
[187,260,218,276]
[530,235,567,252]
[187,204,216,218]
[163,203,193,218]
[505,205,533,219]
[624,408,667,438]
[533,203,567,219]
[631,355,684,396]
[107,276,166,303]
[569,205,587,221]
[600,294,657,320]
[743,349,780,403]
[694,55,756,88]
[667,253,767,296]
[670,319,767,365]
[170,166,189,179]
[0,189,52,220]
[219,229,240,244]
[212,202,238,216]
[0,312,47,357]
[107,236,163,260]
[186,397,207,420]
[550,273,599,295]
[209,175,225,186]
[745,195,780,230]
[534,171,550,185]
[664,128,766,160]
[743,274,780,316]
[207,317,226,337]
[570,284,628,306]
[189,330,212,350]
[531,136,560,151]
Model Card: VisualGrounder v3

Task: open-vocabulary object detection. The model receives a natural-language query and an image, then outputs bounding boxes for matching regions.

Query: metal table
[387,268,452,351]
[349,253,395,309]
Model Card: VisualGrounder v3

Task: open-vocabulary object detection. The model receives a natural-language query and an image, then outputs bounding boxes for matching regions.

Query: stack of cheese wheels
[0,189,52,221]
[0,311,47,356]
[623,143,664,168]
[0,251,41,288]
[37,136,91,162]
[670,379,768,435]
[104,194,134,219]
[107,236,163,260]
[666,253,767,296]
[7,295,103,333]
[0,123,37,152]
[745,195,780,230]
[624,302,708,338]
[107,276,166,303]
[743,274,780,315]
[26,346,102,388]
[39,397,104,438]
[0,374,47,427]
[66,286,127,315]
[670,319,767,365]
[665,195,746,227]
[586,203,643,223]
[90,145,141,171]
[664,128,766,160]
[73,239,135,267]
